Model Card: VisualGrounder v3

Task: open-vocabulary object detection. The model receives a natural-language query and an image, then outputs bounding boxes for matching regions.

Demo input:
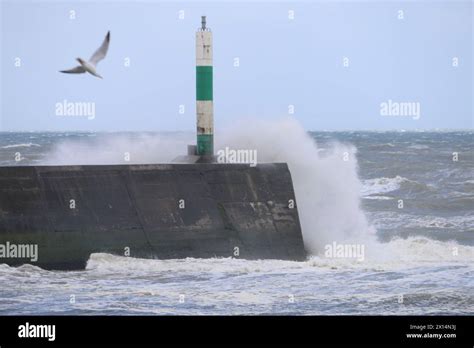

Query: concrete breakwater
[0,163,306,269]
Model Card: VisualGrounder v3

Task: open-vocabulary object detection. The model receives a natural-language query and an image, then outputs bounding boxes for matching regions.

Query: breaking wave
[83,235,474,274]
[361,176,407,196]
[2,143,41,149]
[217,118,374,255]
[361,176,433,198]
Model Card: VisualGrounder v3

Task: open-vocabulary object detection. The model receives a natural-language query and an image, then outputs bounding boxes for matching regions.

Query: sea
[0,126,473,315]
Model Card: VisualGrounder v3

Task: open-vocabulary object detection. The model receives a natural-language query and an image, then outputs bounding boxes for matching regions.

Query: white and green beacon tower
[196,16,214,157]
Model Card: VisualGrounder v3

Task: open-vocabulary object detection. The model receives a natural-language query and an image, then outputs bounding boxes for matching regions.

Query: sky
[0,0,472,131]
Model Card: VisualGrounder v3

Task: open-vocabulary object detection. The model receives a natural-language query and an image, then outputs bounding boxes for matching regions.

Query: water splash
[217,117,374,254]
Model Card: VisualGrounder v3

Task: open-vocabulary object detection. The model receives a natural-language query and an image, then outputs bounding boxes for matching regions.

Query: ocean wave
[361,176,433,197]
[1,143,41,149]
[368,211,474,230]
[220,118,371,255]
[85,253,304,276]
[363,196,394,200]
[407,144,430,150]
[361,176,407,196]
[79,236,474,275]
[367,143,396,150]
[375,236,474,264]
[306,237,474,271]
[1,237,473,316]
[404,215,474,229]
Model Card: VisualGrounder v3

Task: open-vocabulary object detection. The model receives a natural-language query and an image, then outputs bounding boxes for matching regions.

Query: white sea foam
[363,196,394,200]
[83,236,474,275]
[361,176,406,196]
[2,143,41,149]
[408,144,430,150]
[2,233,473,279]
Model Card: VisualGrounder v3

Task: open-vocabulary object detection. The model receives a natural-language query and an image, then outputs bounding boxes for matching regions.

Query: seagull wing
[60,66,86,74]
[89,31,110,66]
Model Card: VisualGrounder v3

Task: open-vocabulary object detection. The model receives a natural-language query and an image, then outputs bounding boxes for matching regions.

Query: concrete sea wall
[0,163,306,269]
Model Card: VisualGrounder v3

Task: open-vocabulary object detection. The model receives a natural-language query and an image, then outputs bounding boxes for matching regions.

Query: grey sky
[1,0,472,131]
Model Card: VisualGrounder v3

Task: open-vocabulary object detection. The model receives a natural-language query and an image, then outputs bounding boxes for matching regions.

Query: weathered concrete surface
[0,163,306,269]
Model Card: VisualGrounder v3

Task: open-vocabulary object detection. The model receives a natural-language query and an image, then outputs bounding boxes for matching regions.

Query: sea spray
[44,132,193,165]
[217,118,375,255]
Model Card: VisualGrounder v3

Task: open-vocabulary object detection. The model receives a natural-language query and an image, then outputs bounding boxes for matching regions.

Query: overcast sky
[1,0,472,131]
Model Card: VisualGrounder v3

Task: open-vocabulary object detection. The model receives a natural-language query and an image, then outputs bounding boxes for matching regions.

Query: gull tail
[60,66,86,74]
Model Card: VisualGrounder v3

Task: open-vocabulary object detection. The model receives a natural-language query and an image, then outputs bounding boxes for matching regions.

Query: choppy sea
[0,129,473,315]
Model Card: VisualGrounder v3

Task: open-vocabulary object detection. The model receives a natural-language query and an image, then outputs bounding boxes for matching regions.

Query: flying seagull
[60,31,110,79]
